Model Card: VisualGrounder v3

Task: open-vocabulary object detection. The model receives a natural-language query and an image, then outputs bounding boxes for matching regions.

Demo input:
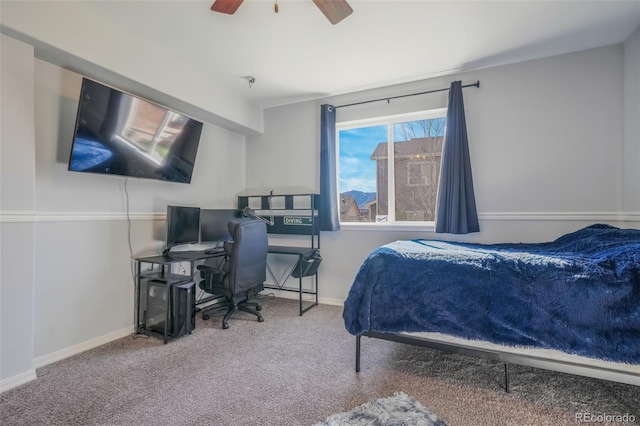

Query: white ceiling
[15,1,640,109]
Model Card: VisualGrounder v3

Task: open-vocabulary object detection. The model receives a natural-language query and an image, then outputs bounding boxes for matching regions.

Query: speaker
[144,280,195,338]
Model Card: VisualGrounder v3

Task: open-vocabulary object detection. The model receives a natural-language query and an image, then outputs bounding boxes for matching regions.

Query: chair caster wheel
[222,322,229,329]
[203,314,210,320]
[257,316,264,322]
[256,305,262,311]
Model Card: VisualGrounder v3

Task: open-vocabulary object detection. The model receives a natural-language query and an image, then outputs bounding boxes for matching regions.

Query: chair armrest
[197,264,223,274]
[223,241,234,255]
[197,264,225,293]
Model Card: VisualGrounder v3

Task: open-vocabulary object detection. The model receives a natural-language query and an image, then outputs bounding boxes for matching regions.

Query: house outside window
[338,109,446,224]
[408,162,428,186]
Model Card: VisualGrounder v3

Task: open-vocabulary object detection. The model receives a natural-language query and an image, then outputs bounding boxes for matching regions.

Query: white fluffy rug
[314,392,447,426]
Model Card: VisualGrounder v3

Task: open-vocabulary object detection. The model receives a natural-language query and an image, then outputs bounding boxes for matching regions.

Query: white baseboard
[268,290,344,307]
[34,326,134,369]
[0,369,37,393]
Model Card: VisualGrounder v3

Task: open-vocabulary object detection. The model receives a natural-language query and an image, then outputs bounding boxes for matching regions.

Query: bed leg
[504,363,510,393]
[356,335,361,373]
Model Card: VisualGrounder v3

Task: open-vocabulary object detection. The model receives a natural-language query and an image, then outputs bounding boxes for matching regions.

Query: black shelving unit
[237,193,321,315]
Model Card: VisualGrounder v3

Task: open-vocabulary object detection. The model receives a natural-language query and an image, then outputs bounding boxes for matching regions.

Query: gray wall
[0,35,37,389]
[246,43,639,305]
[0,36,248,390]
[624,26,640,212]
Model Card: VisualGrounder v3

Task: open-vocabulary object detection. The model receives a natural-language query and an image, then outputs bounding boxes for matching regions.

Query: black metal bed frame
[356,332,640,391]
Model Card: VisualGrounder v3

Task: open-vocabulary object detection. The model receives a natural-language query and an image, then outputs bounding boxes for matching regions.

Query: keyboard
[167,247,224,259]
[204,248,224,255]
[168,251,209,259]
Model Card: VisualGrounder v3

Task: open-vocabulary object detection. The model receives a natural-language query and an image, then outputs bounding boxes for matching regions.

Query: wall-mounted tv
[68,78,203,184]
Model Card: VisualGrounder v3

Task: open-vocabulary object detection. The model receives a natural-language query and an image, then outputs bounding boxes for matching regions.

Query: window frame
[336,108,447,231]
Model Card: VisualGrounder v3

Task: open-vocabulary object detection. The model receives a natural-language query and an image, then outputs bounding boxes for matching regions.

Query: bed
[343,224,640,389]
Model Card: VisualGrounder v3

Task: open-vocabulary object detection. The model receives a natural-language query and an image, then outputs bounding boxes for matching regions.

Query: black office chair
[197,219,267,329]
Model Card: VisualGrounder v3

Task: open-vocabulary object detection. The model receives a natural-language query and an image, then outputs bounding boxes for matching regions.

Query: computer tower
[143,279,168,333]
[172,281,196,337]
[144,279,195,338]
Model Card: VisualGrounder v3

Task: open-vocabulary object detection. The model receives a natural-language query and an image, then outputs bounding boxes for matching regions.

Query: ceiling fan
[211,0,353,25]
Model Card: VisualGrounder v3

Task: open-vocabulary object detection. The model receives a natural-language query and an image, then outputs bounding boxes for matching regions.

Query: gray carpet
[1,297,638,426]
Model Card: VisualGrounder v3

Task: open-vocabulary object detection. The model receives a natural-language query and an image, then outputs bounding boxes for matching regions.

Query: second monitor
[200,209,246,243]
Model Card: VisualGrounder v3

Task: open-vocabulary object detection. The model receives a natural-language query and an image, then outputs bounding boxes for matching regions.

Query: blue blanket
[343,225,640,363]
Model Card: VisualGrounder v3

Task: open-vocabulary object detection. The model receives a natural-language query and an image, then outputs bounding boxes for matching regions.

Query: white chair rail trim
[1,211,639,224]
[479,211,640,222]
[0,211,165,223]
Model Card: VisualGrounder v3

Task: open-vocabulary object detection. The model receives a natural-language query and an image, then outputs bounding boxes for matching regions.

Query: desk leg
[187,285,193,334]
[315,271,318,307]
[164,281,173,344]
[298,254,303,316]
[135,260,142,334]
[264,251,319,316]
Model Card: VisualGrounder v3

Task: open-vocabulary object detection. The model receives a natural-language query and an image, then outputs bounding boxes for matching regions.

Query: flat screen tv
[68,78,203,184]
[165,205,201,251]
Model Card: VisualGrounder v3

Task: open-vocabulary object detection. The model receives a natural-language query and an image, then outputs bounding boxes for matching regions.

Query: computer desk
[134,251,225,343]
[237,193,321,316]
[135,243,318,342]
[265,245,319,316]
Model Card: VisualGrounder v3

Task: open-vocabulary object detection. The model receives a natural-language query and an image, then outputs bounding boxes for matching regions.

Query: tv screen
[69,78,203,184]
[200,209,245,242]
[165,205,201,250]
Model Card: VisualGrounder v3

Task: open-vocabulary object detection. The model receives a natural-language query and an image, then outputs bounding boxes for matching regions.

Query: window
[408,162,427,186]
[338,109,446,224]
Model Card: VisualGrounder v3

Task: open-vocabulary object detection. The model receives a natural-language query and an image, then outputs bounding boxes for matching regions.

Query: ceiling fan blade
[312,0,353,25]
[211,0,244,15]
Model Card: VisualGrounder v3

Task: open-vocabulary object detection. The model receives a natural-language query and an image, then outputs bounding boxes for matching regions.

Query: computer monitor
[200,209,244,243]
[165,205,201,250]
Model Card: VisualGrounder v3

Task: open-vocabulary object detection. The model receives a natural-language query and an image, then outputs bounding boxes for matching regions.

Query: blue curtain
[435,81,479,234]
[319,104,340,231]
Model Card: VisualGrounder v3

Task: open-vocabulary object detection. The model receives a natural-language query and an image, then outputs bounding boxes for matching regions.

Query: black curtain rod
[333,80,480,109]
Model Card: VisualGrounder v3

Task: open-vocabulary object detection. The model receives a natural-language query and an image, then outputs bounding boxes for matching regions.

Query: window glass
[339,124,387,222]
[338,110,445,224]
[393,118,445,222]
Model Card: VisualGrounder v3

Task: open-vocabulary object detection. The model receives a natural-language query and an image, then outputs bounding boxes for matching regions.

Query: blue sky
[339,125,386,193]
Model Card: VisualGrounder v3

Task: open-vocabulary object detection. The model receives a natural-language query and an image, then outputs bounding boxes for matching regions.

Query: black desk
[134,252,225,343]
[266,245,319,316]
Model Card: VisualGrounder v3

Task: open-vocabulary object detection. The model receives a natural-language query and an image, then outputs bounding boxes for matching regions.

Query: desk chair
[197,219,267,329]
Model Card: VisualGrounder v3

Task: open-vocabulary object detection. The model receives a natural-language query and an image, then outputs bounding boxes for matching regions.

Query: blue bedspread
[343,225,640,363]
